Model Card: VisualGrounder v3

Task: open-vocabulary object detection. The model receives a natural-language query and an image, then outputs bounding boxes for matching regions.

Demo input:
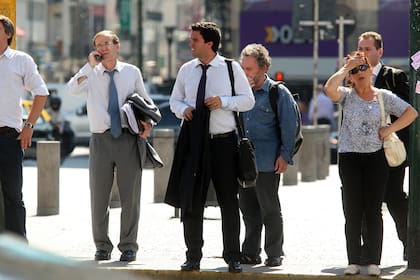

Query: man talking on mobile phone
[67,30,155,262]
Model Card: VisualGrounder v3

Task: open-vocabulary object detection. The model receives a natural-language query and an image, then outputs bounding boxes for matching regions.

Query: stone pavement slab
[19,147,419,279]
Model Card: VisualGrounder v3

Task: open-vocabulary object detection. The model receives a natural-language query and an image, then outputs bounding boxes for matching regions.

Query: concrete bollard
[299,126,318,182]
[37,141,60,216]
[152,129,175,203]
[283,150,301,186]
[315,125,331,180]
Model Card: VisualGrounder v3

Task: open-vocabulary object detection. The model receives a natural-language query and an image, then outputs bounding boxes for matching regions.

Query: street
[22,147,407,277]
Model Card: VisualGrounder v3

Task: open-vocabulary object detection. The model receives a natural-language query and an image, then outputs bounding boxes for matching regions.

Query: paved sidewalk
[14,148,419,279]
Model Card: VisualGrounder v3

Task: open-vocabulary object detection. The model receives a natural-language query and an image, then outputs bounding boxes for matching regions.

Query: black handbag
[236,126,258,188]
[226,59,257,188]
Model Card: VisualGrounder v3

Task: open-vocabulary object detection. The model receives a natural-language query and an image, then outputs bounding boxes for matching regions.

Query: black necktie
[196,64,210,112]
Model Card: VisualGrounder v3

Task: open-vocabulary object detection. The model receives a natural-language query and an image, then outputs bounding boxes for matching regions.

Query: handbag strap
[226,59,246,139]
[377,91,390,127]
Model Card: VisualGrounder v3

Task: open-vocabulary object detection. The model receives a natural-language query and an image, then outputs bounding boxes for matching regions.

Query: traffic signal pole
[407,0,420,269]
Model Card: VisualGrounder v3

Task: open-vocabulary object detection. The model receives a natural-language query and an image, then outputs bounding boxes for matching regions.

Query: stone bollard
[315,125,331,180]
[152,129,175,203]
[37,141,60,216]
[283,150,301,186]
[299,126,318,182]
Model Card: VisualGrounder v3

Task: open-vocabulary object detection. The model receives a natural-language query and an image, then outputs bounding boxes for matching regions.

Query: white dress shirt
[372,62,382,84]
[0,47,49,130]
[170,54,255,134]
[67,61,151,133]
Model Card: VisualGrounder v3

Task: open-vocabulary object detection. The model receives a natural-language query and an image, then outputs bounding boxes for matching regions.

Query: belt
[104,127,130,134]
[209,130,236,139]
[0,126,16,134]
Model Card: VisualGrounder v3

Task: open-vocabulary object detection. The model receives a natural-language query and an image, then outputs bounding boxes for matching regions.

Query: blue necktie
[196,64,210,112]
[106,70,121,138]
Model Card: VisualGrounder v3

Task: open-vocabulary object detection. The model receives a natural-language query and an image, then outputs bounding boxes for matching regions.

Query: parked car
[21,99,54,159]
[22,99,75,160]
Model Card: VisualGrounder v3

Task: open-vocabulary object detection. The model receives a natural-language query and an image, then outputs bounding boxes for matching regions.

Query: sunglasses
[349,64,369,75]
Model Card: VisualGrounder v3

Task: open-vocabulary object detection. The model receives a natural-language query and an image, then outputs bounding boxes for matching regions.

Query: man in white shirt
[67,30,152,262]
[165,21,254,273]
[0,15,49,238]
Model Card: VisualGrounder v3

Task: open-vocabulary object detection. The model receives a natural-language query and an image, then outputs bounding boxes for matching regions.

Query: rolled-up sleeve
[67,63,93,96]
[220,61,255,112]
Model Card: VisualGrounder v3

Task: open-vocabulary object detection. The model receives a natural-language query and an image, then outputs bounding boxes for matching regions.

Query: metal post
[165,27,175,80]
[407,0,420,268]
[137,0,143,69]
[312,0,319,126]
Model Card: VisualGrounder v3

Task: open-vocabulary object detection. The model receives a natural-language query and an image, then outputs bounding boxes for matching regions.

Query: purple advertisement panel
[378,0,409,57]
[240,11,339,57]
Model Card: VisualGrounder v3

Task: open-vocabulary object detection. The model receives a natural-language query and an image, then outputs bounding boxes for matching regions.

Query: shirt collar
[256,74,271,93]
[373,61,382,76]
[101,60,122,74]
[0,47,12,59]
[194,53,224,69]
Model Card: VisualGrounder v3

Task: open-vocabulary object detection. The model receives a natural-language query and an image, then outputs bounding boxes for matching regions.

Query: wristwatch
[23,121,34,129]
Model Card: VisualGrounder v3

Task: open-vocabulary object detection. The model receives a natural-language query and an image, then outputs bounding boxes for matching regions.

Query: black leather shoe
[228,261,242,273]
[240,254,262,265]
[181,260,200,271]
[94,250,111,261]
[120,250,136,262]
[264,256,283,267]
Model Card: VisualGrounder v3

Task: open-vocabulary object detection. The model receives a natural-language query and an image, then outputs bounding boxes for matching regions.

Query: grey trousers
[239,172,284,258]
[89,130,142,253]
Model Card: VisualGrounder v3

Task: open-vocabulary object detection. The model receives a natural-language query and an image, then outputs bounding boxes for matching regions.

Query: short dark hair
[0,15,15,46]
[190,22,221,53]
[358,31,383,50]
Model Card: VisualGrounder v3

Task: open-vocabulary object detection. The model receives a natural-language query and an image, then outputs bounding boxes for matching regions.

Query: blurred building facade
[14,0,409,97]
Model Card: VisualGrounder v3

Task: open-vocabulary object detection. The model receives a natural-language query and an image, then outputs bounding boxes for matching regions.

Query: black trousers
[182,133,241,263]
[0,129,26,237]
[361,164,408,251]
[339,150,388,265]
[239,172,283,258]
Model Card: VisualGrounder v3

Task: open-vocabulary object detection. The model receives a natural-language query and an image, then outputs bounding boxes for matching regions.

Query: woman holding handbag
[324,51,417,276]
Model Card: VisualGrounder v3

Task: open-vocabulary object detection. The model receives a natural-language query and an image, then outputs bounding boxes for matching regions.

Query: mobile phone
[94,54,102,62]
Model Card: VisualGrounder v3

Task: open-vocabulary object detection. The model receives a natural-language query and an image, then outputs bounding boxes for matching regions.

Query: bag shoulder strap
[377,91,387,127]
[225,59,246,138]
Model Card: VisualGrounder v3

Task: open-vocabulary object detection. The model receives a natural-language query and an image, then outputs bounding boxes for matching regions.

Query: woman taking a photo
[324,52,417,276]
